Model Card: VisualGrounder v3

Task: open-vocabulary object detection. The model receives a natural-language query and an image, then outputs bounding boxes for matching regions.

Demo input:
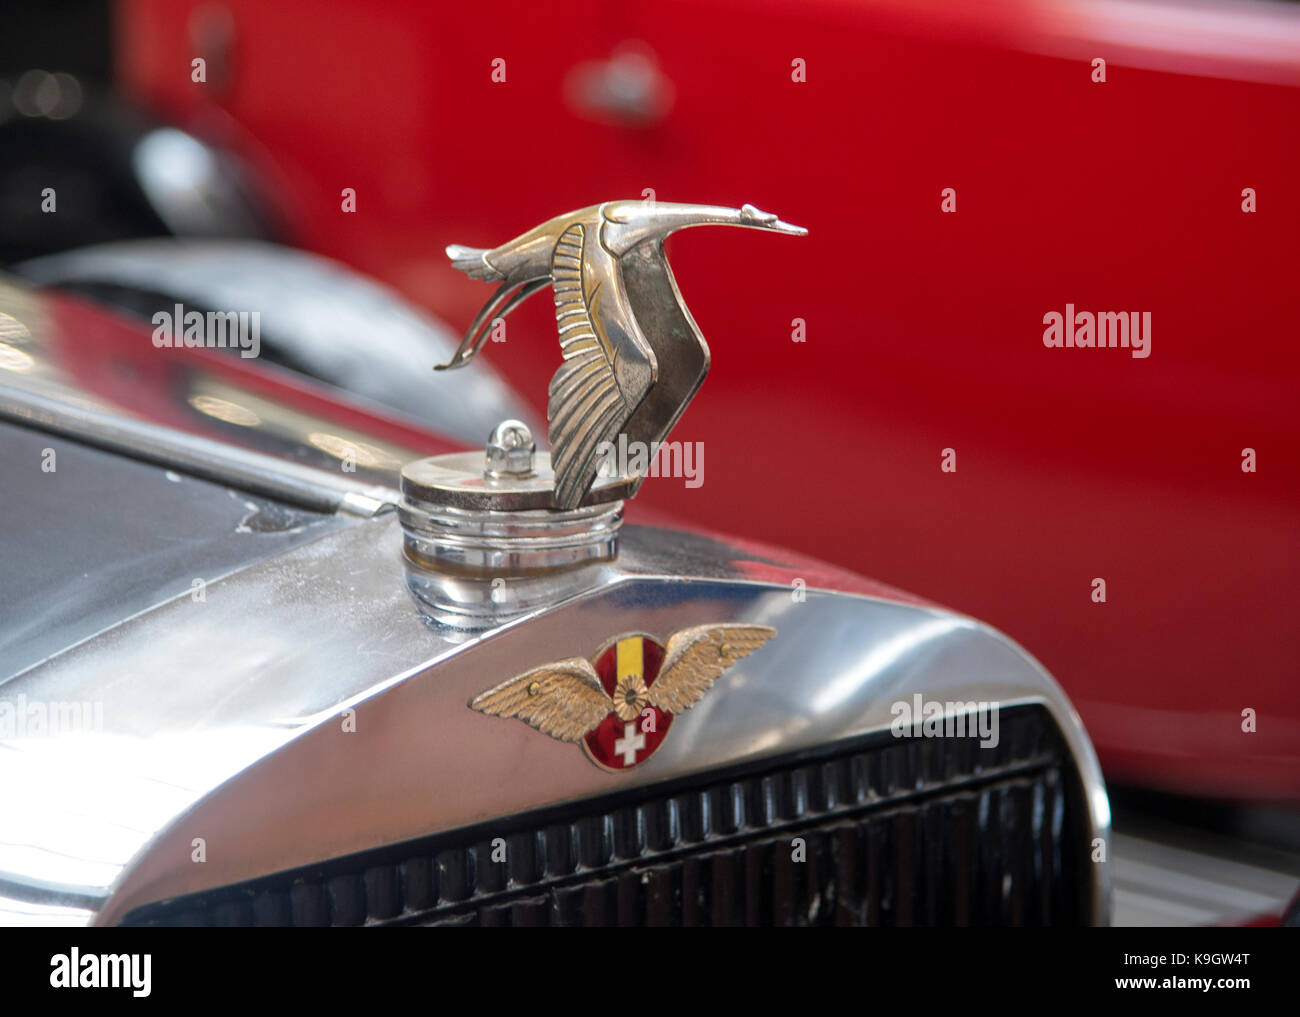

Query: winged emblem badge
[470,623,776,770]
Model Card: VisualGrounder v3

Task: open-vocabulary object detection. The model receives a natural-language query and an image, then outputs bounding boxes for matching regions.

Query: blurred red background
[117,0,1299,797]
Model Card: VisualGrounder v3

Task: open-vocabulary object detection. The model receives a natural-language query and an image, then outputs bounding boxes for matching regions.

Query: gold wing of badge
[468,658,613,743]
[646,624,777,713]
[469,623,777,745]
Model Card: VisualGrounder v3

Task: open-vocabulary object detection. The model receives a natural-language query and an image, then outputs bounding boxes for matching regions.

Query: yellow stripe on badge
[616,635,643,681]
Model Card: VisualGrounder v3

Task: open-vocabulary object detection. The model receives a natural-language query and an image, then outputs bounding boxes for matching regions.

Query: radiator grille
[122,705,1092,926]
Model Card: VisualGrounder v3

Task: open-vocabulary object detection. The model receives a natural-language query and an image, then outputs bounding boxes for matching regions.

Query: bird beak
[766,218,808,236]
[739,203,808,236]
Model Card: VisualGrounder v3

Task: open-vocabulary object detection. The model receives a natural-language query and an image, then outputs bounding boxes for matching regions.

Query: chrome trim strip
[0,876,105,912]
[0,383,399,517]
[0,893,97,928]
[16,240,542,448]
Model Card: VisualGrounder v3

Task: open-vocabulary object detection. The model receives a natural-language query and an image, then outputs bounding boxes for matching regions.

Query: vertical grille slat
[123,706,1092,927]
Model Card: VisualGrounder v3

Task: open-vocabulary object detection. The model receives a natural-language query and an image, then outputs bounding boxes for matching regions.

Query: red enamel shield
[583,634,673,770]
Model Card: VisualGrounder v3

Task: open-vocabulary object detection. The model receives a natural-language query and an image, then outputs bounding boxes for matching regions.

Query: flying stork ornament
[435,200,807,509]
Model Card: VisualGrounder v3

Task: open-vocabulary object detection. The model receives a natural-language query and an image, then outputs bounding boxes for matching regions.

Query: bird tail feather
[446,244,503,282]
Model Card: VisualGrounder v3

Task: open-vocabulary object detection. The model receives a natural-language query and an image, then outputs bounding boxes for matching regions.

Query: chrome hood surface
[1,514,1110,927]
[0,275,1109,926]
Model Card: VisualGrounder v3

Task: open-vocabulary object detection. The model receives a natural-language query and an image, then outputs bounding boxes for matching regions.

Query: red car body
[116,0,1300,798]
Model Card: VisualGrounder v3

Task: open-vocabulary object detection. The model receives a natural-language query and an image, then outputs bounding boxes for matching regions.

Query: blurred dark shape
[0,86,279,266]
[1,0,274,263]
[0,0,112,85]
[564,41,675,127]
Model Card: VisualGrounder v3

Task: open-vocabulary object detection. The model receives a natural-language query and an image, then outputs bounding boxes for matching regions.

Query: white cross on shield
[614,721,646,765]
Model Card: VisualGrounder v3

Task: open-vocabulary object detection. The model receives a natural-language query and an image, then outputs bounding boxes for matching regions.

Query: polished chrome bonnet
[0,208,1111,929]
[0,512,1111,927]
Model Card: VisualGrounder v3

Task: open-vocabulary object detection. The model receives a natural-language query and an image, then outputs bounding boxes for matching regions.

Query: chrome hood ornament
[435,200,807,509]
[400,200,805,625]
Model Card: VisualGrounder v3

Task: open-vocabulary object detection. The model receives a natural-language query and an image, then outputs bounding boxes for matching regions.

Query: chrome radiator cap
[399,420,633,624]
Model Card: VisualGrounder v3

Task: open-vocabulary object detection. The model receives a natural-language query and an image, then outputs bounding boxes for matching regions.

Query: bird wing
[647,624,778,714]
[469,658,613,743]
[547,222,653,509]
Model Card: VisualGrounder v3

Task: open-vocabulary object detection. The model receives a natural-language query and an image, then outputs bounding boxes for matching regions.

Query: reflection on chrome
[307,431,402,470]
[810,615,968,715]
[132,128,221,216]
[0,725,294,925]
[0,343,35,373]
[188,394,261,428]
[0,312,32,344]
